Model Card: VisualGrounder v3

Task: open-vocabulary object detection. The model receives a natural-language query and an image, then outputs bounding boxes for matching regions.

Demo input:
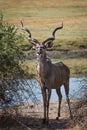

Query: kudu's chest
[36,62,45,77]
[36,60,51,82]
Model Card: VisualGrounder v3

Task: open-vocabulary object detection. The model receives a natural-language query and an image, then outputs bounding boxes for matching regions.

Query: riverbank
[22,49,87,78]
[0,99,87,130]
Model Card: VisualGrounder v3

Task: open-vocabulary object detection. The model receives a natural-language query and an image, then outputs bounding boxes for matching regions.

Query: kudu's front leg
[42,88,51,124]
[42,88,47,124]
[46,89,51,124]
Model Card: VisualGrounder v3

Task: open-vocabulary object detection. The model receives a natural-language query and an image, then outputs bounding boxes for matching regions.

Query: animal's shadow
[0,114,76,130]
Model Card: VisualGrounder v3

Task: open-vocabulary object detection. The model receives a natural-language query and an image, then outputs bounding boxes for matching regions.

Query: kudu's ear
[45,41,53,48]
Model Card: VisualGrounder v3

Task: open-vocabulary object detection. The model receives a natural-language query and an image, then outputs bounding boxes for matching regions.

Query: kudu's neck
[36,51,51,77]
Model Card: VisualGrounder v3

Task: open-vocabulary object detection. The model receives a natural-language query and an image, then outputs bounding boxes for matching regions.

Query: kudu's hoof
[42,119,46,124]
[56,117,59,120]
[46,120,49,125]
[70,115,73,120]
[42,119,49,125]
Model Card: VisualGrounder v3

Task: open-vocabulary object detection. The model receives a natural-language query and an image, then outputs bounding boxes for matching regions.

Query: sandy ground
[0,100,87,130]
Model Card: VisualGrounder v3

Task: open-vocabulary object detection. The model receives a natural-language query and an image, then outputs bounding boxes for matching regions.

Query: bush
[0,13,25,79]
[0,13,35,103]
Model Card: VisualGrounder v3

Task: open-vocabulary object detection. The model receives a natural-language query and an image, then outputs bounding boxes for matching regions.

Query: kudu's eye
[40,47,44,49]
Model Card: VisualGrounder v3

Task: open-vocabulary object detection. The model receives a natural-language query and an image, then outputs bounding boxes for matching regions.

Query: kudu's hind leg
[64,82,73,119]
[56,88,62,120]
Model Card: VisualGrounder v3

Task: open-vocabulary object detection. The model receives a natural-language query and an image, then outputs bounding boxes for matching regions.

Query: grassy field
[0,0,87,76]
[22,58,87,77]
[0,0,87,43]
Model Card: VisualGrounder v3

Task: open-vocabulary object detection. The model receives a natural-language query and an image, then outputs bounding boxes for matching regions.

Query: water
[0,77,86,108]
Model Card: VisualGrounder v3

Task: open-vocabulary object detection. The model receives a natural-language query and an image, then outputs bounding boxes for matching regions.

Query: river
[0,77,87,108]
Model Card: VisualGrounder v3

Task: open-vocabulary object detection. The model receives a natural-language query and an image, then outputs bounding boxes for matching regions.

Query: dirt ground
[0,100,87,130]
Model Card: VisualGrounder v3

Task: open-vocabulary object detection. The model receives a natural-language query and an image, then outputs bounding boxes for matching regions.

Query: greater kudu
[21,21,73,124]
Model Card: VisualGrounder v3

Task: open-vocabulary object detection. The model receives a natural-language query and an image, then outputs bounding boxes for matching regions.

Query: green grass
[0,0,87,76]
[52,58,87,76]
[21,58,87,77]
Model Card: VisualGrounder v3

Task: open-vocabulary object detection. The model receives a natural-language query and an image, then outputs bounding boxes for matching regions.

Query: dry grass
[0,0,87,9]
[0,0,87,43]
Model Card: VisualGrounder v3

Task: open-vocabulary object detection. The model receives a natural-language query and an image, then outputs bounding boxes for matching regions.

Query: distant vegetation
[0,0,87,76]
